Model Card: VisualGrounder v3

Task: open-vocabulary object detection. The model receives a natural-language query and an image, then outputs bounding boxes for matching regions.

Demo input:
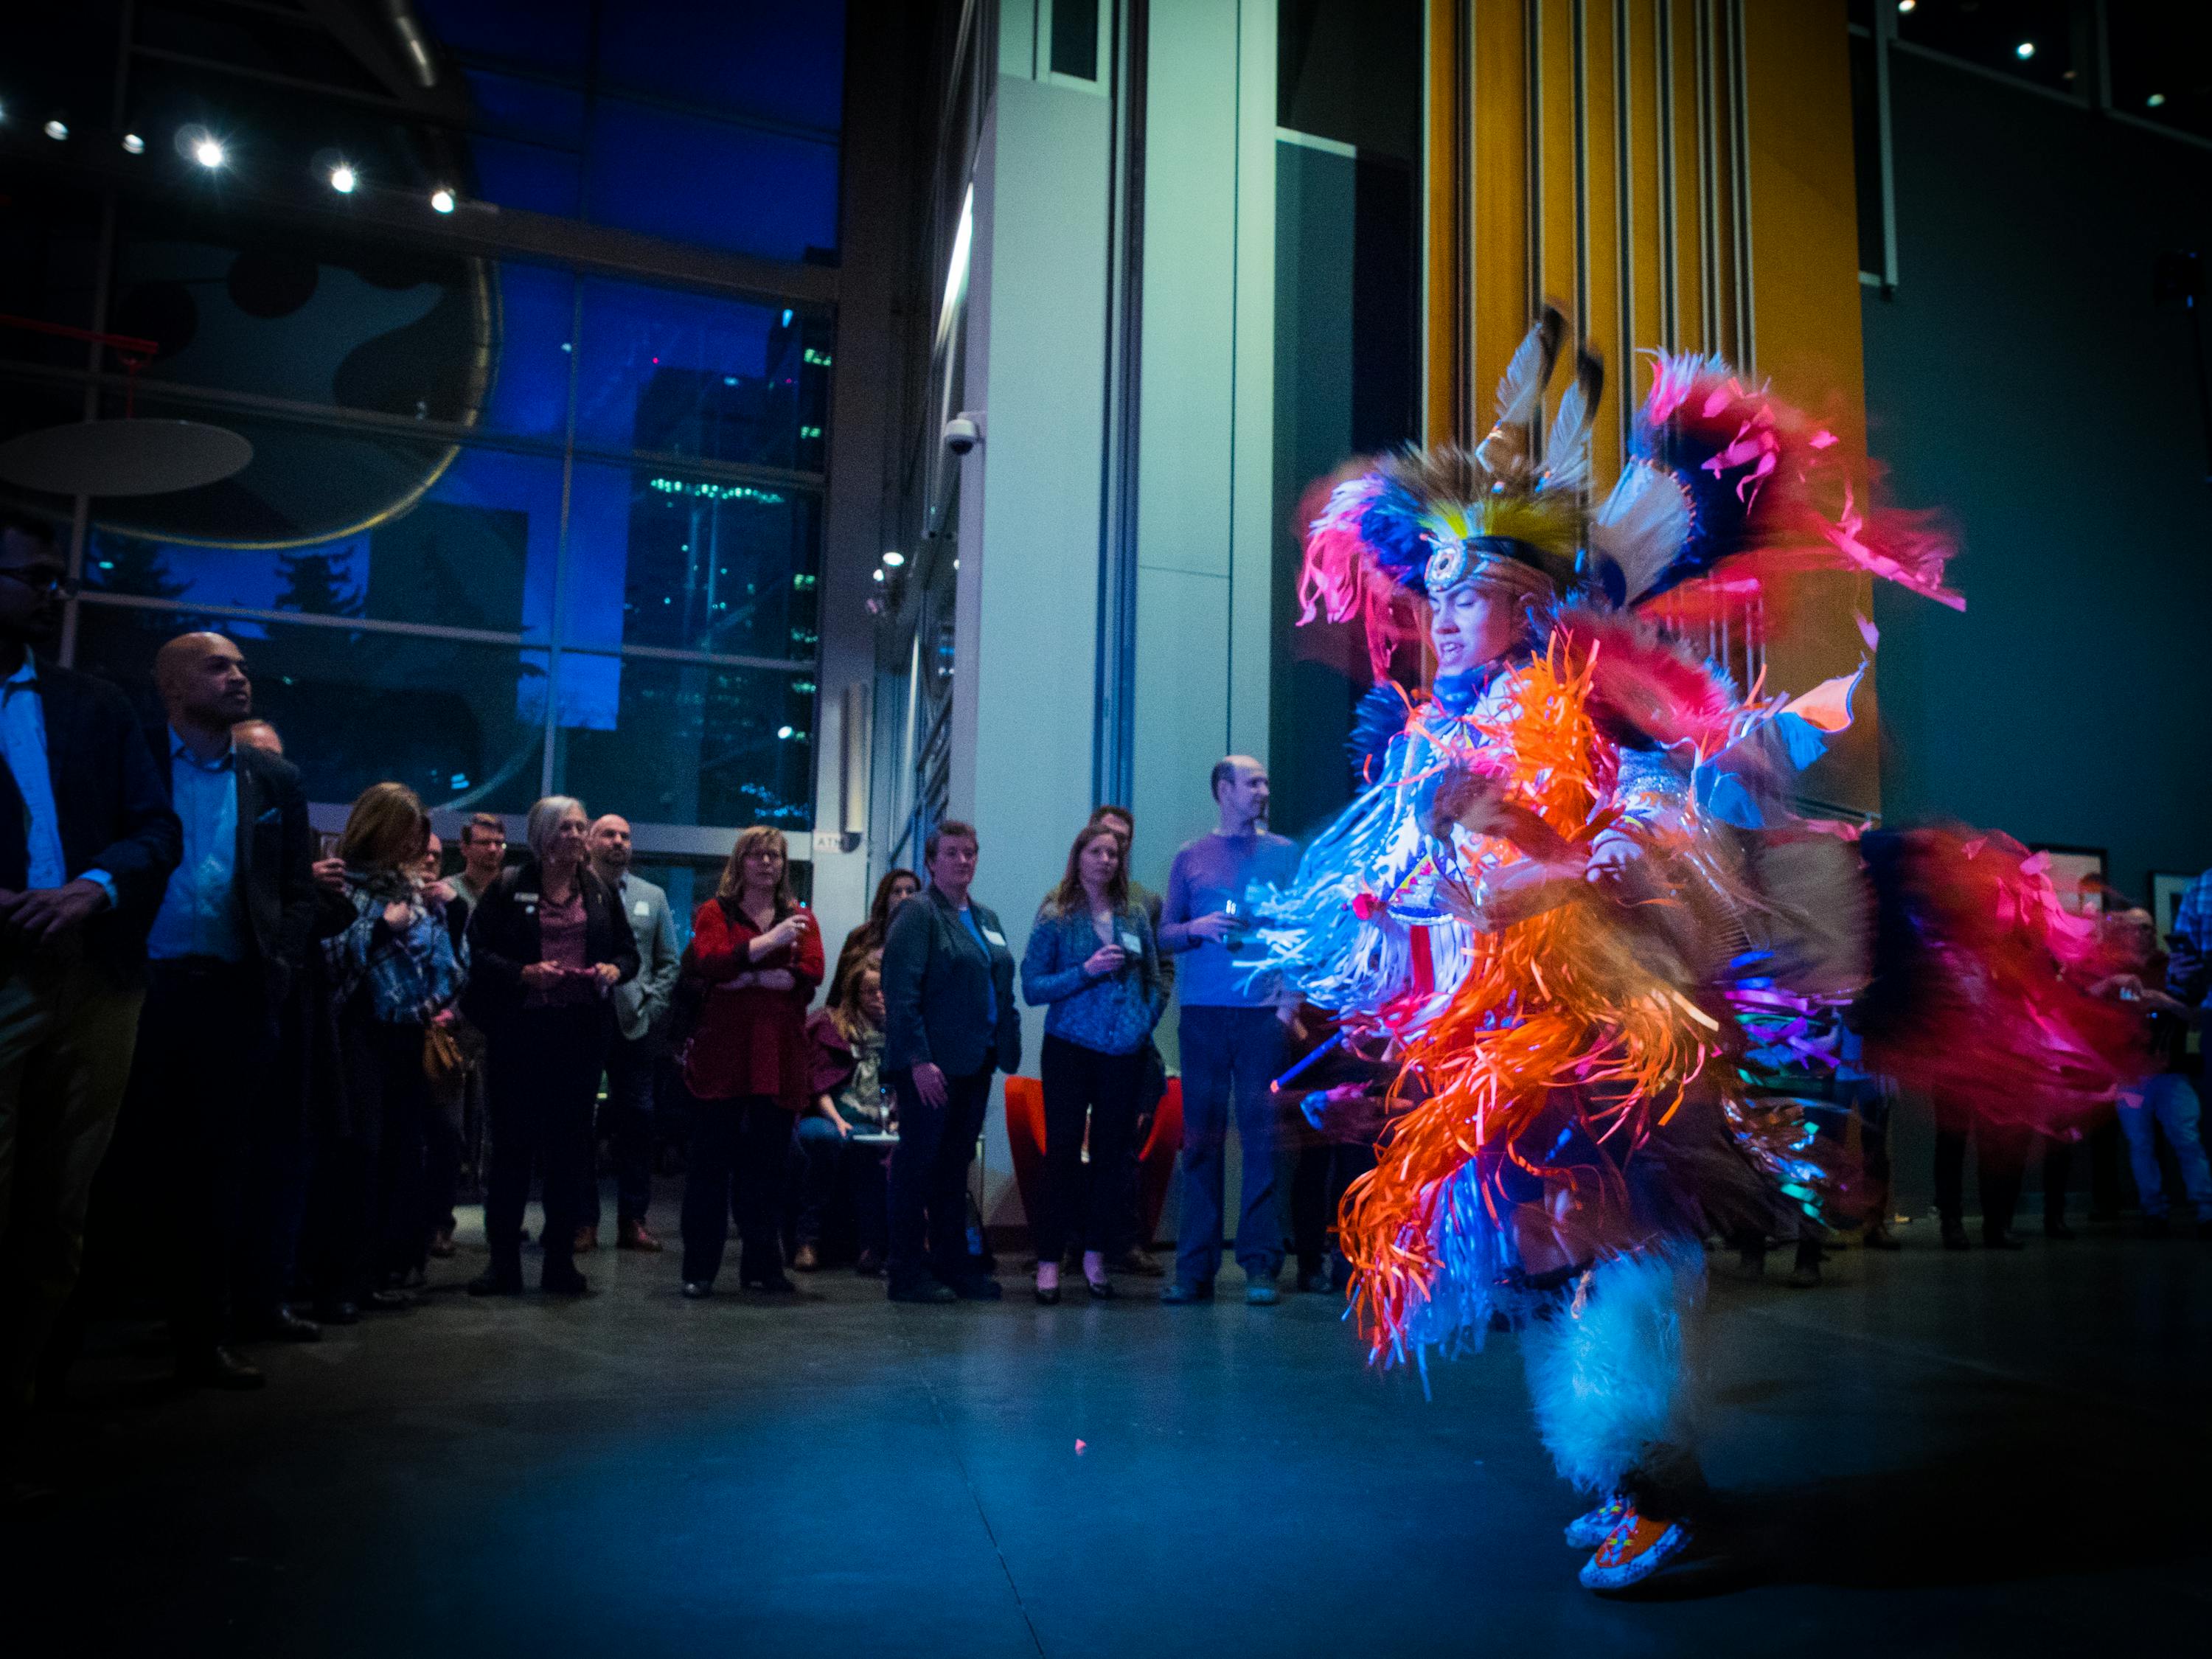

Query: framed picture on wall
[2030,844,2108,917]
[2149,870,2197,949]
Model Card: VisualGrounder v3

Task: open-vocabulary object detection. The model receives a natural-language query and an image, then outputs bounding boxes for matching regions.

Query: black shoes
[313,1298,361,1324]
[888,1275,959,1304]
[2044,1220,2076,1240]
[1034,1280,1061,1305]
[953,1273,1002,1301]
[177,1346,265,1391]
[541,1265,590,1297]
[1940,1222,1971,1251]
[1085,1276,1116,1301]
[741,1270,798,1294]
[467,1270,524,1298]
[681,1281,714,1299]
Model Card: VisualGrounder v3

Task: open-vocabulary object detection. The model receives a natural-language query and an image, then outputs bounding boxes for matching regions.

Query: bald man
[231,718,282,757]
[584,814,681,1251]
[120,633,318,1385]
[1157,754,1301,1304]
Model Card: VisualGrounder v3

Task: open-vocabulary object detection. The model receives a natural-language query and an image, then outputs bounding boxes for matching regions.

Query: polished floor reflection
[15,1206,2210,1657]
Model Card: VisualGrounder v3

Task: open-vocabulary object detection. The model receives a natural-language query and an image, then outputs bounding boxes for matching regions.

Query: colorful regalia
[1264,323,2146,1593]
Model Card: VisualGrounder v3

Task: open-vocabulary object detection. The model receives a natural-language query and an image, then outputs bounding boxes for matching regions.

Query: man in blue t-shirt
[1157,754,1301,1304]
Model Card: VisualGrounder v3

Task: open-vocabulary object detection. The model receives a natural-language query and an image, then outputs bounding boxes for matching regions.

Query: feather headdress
[1298,305,1605,681]
[1590,352,1962,615]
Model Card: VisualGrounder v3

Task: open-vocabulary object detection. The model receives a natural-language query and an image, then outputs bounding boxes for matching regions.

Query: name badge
[633,900,650,917]
[519,892,538,914]
[1118,931,1141,953]
[982,928,1006,949]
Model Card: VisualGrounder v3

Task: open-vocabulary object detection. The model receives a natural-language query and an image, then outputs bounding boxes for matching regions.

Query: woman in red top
[678,826,824,1295]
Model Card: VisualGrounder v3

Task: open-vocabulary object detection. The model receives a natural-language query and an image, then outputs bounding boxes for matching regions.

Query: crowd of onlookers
[5,505,2211,1500]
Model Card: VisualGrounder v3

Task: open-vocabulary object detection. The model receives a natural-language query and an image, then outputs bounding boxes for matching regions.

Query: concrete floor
[10,1203,2211,1658]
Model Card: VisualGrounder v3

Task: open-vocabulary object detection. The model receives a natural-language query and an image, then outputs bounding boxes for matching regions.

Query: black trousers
[591,1032,659,1229]
[483,1007,608,1284]
[886,1065,992,1289]
[131,959,274,1356]
[1034,1036,1143,1262]
[1934,1119,2030,1236]
[366,1023,435,1281]
[1292,1141,1376,1279]
[681,1093,794,1283]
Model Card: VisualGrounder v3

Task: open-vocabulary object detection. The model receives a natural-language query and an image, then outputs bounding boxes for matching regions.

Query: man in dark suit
[0,512,181,1467]
[119,630,316,1388]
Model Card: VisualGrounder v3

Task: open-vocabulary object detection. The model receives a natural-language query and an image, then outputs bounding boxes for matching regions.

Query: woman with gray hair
[462,796,639,1296]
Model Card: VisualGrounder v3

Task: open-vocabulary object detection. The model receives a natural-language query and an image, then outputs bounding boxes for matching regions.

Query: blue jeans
[1174,1005,1287,1285]
[2118,1073,2212,1218]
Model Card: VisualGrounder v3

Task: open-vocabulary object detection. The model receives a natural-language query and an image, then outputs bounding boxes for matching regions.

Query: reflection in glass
[86,442,565,639]
[559,653,815,830]
[560,462,821,658]
[74,605,547,815]
[574,279,829,470]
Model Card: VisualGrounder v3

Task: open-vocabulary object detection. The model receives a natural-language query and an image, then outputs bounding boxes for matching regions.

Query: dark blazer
[880,885,1020,1079]
[462,858,640,1030]
[147,731,317,1001]
[0,659,181,980]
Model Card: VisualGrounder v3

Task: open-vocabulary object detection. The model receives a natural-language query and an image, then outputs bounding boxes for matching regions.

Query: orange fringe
[1338,636,1736,1357]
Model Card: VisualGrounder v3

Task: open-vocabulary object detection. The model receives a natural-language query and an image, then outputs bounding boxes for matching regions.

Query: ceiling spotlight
[2014,41,2035,60]
[2149,92,2168,108]
[121,132,145,154]
[872,568,886,582]
[429,187,456,213]
[194,136,226,169]
[329,162,357,193]
[776,725,795,740]
[1897,0,1915,13]
[44,119,69,142]
[881,550,905,567]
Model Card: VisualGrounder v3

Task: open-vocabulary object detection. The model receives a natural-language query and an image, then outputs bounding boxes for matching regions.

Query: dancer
[1271,330,2143,1594]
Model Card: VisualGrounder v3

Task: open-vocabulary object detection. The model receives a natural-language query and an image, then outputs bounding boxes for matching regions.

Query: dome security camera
[943,411,983,455]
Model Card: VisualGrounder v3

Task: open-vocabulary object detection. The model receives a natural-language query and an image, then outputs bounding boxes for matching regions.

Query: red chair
[1003,1074,1184,1251]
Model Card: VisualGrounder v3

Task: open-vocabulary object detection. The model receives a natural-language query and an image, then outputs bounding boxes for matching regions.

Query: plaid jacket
[2168,870,2212,1010]
[323,876,469,1024]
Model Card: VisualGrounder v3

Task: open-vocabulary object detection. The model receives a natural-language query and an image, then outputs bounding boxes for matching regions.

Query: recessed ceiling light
[429,187,456,213]
[44,119,69,141]
[2015,41,2036,60]
[121,132,145,154]
[2149,93,2168,108]
[193,136,226,168]
[1898,0,1915,12]
[329,163,357,193]
[881,550,905,567]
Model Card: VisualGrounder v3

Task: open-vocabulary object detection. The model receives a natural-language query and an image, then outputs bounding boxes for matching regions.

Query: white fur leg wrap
[1520,1245,1705,1498]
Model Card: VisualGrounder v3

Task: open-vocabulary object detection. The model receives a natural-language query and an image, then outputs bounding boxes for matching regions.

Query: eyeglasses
[0,568,80,598]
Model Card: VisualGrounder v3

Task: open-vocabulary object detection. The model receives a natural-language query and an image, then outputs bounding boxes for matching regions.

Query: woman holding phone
[1019,822,1166,1302]
[678,826,824,1296]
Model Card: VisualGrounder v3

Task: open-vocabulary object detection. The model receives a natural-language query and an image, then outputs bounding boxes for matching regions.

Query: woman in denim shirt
[1020,823,1166,1302]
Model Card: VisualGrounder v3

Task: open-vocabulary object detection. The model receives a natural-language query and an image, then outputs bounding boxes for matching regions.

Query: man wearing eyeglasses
[0,510,179,1495]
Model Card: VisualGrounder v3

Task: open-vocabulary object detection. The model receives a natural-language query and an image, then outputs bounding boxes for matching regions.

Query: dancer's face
[1428,581,1519,675]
